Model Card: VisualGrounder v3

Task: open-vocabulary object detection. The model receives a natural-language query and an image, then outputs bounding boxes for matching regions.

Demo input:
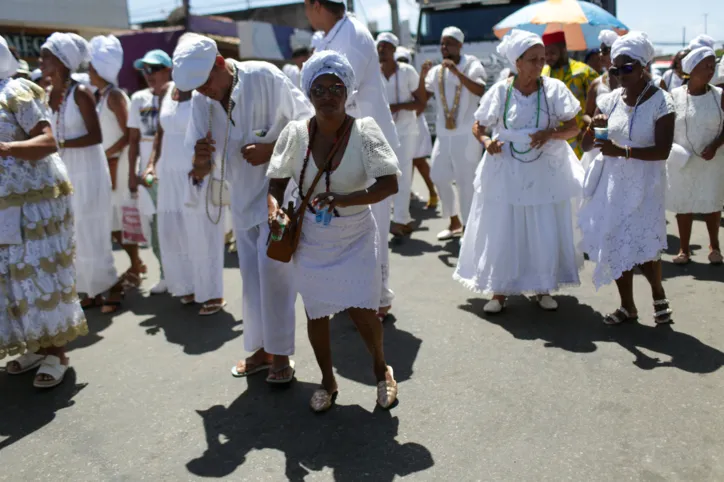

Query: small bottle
[271,213,286,242]
[322,208,333,226]
[144,173,155,186]
[315,206,326,224]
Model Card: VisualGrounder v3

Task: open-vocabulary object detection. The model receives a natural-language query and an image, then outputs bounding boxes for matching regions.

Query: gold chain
[438,62,463,130]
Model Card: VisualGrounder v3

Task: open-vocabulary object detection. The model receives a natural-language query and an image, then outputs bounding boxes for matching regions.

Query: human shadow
[330,313,421,386]
[186,377,434,480]
[459,295,724,374]
[134,292,243,355]
[664,233,701,256]
[0,368,86,451]
[662,233,724,283]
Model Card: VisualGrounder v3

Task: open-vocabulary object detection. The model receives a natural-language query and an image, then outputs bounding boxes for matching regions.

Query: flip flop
[199,300,227,316]
[231,360,272,378]
[6,352,45,375]
[266,360,296,384]
[180,295,196,305]
[33,355,69,389]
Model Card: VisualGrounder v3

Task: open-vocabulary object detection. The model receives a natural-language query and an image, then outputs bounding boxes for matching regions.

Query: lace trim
[0,316,88,360]
[453,271,581,296]
[6,287,79,320]
[0,181,74,209]
[23,210,73,241]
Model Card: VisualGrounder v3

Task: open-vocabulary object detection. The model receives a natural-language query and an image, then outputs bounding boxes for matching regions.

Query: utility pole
[347,0,354,13]
[704,13,708,34]
[183,0,191,31]
[682,26,686,47]
[389,0,400,37]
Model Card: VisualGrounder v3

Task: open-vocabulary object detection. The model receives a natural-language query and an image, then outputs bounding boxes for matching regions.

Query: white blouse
[267,117,400,216]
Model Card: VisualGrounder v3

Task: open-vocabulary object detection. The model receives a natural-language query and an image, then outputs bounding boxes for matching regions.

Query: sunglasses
[310,83,346,98]
[141,64,166,76]
[609,62,636,77]
[600,47,611,55]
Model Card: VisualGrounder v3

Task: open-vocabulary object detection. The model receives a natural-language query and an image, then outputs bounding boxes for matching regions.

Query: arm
[417,61,434,107]
[127,128,141,193]
[700,93,724,160]
[314,175,399,211]
[391,67,424,113]
[444,60,486,97]
[595,113,675,161]
[144,124,163,178]
[63,85,102,148]
[583,79,600,122]
[104,89,129,158]
[0,122,57,161]
[473,121,504,154]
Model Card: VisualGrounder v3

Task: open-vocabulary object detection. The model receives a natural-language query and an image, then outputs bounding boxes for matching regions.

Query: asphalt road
[2,183,724,481]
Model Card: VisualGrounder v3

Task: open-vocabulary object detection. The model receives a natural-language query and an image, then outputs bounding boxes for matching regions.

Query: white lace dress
[267,117,400,320]
[666,85,724,214]
[578,88,675,289]
[51,84,117,298]
[0,78,86,359]
[454,78,584,295]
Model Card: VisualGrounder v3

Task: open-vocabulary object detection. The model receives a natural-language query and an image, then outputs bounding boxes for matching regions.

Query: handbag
[266,116,354,263]
[667,143,692,171]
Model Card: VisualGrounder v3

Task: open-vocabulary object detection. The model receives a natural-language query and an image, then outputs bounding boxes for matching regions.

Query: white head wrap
[41,32,90,72]
[0,36,19,80]
[688,34,715,50]
[31,68,43,82]
[497,29,544,74]
[311,31,325,50]
[598,30,619,48]
[172,33,218,92]
[610,31,655,66]
[441,26,464,44]
[376,32,399,48]
[301,50,355,96]
[682,46,716,75]
[90,35,123,85]
[394,47,411,62]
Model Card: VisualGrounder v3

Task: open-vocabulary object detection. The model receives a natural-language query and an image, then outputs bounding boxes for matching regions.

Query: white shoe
[538,295,558,311]
[150,280,168,295]
[483,299,504,313]
[437,228,463,241]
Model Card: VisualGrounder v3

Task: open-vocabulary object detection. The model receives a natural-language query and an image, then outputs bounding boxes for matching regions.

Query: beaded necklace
[438,60,463,130]
[502,76,550,163]
[52,78,73,154]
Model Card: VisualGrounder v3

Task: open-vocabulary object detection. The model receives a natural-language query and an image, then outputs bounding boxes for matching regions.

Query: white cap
[376,32,399,48]
[441,26,464,44]
[172,33,218,92]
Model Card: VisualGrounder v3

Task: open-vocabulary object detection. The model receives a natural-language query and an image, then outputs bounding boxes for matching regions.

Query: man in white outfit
[420,27,486,242]
[173,34,313,382]
[305,0,400,319]
[377,32,423,238]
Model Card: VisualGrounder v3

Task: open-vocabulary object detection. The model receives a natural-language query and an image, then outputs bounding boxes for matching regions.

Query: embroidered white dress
[454,78,584,295]
[267,118,400,320]
[97,87,131,232]
[51,84,117,298]
[0,78,86,359]
[578,88,674,288]
[666,85,724,214]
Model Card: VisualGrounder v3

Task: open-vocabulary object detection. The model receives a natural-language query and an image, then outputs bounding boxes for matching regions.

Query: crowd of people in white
[1,0,724,412]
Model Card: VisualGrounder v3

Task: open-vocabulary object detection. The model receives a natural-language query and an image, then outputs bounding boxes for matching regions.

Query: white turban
[311,31,325,50]
[497,29,543,74]
[441,26,464,44]
[41,32,90,72]
[172,33,218,92]
[394,47,411,62]
[0,35,19,80]
[682,46,716,75]
[376,32,399,48]
[301,50,355,96]
[598,30,619,48]
[90,35,123,85]
[611,31,655,66]
[688,34,715,50]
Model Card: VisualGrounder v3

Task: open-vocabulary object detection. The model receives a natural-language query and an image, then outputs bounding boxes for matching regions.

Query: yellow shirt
[543,59,599,157]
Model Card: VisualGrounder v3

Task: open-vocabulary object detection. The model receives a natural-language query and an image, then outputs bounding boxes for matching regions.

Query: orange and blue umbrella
[493,0,629,51]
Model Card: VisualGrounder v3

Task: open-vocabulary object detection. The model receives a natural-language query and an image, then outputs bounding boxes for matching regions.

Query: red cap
[543,31,566,46]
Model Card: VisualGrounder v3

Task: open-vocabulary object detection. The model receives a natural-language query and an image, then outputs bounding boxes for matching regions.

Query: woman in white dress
[148,85,226,315]
[267,51,400,412]
[89,35,147,292]
[40,33,120,312]
[579,32,675,325]
[667,47,724,265]
[660,50,689,92]
[454,30,584,314]
[0,38,86,388]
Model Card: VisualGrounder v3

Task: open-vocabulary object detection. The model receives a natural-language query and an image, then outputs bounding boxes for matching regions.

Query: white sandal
[199,300,227,316]
[653,299,673,324]
[33,355,69,388]
[377,366,398,409]
[6,352,45,375]
[483,299,505,314]
[537,295,558,311]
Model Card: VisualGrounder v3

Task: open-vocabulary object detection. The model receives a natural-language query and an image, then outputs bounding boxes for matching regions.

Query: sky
[128,0,723,54]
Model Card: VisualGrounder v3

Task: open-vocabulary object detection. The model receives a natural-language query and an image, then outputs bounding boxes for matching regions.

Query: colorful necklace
[503,76,549,163]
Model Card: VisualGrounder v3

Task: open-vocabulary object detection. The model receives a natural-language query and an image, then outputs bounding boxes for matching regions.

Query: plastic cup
[594,128,608,140]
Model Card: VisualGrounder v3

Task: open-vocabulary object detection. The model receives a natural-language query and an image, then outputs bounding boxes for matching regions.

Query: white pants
[370,199,394,308]
[431,133,483,224]
[235,222,296,356]
[392,134,417,225]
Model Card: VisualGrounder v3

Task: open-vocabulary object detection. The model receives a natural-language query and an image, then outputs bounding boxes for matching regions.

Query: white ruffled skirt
[294,208,381,320]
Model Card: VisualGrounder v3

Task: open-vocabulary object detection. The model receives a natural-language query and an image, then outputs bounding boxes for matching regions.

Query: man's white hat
[172,33,218,92]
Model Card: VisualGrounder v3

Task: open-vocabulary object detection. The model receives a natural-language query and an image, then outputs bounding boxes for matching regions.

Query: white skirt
[294,209,381,320]
[454,191,582,295]
[666,153,724,214]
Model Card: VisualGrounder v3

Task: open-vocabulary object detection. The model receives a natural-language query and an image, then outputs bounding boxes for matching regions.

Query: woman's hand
[312,192,347,211]
[485,139,504,155]
[529,128,553,149]
[141,163,156,184]
[268,198,289,239]
[591,114,608,129]
[594,139,624,157]
[0,142,11,159]
[701,142,720,161]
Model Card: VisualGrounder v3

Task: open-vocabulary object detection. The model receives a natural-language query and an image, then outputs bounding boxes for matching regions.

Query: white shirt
[127,87,160,170]
[425,54,487,137]
[382,62,420,137]
[185,60,313,230]
[282,64,301,89]
[713,59,724,86]
[317,14,400,150]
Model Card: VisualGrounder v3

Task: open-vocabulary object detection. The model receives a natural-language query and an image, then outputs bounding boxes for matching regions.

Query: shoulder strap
[293,116,354,220]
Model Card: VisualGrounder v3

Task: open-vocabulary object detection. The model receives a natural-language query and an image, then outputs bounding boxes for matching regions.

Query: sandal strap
[36,355,67,379]
[653,299,670,307]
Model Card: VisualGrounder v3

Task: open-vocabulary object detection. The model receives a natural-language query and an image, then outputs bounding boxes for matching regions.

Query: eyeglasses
[141,64,166,76]
[609,63,636,77]
[310,83,346,98]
